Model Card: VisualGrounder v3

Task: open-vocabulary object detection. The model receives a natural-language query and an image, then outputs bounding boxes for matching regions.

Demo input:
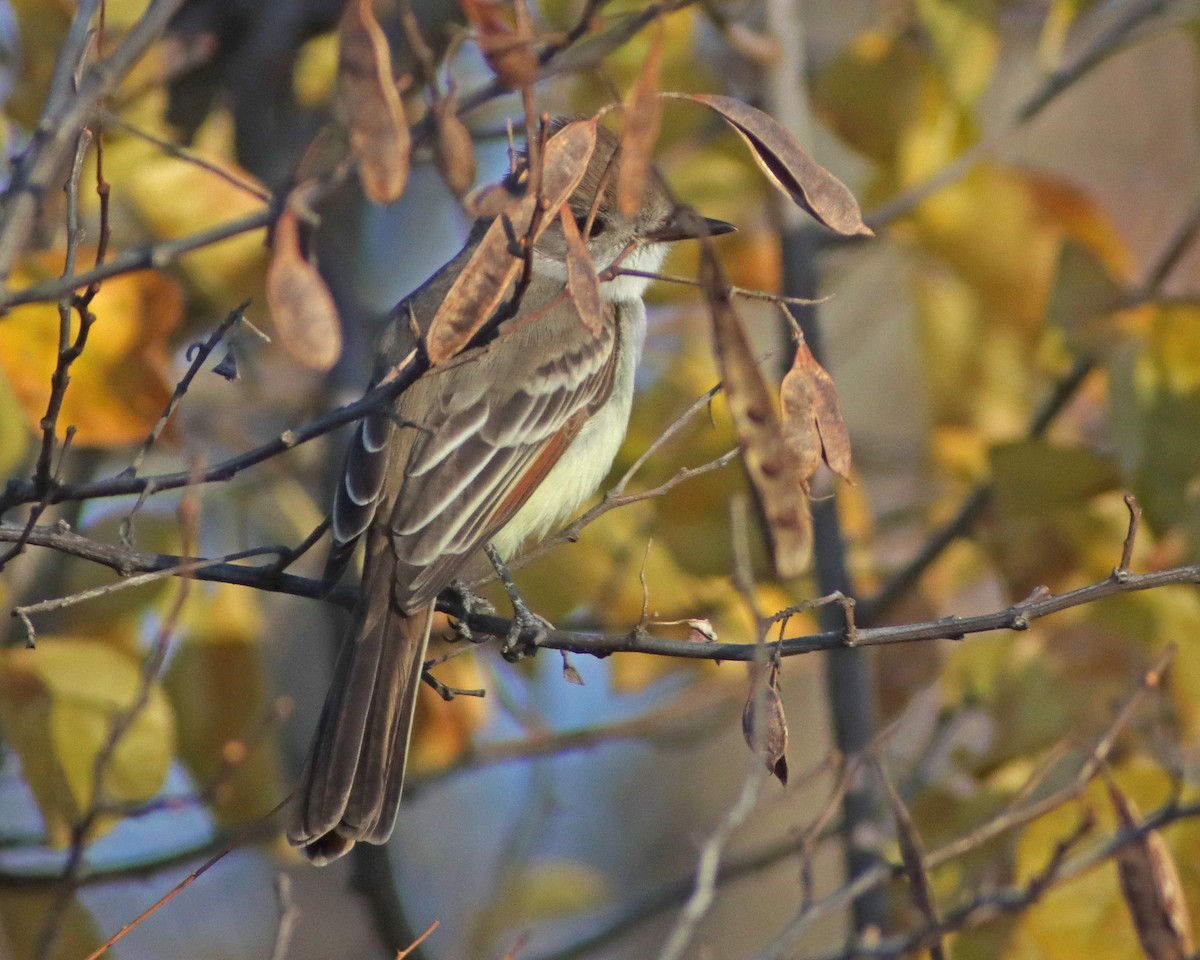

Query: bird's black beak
[643,214,737,244]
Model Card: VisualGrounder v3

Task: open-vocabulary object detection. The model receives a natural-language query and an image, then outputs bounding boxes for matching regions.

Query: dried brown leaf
[266,207,343,371]
[780,338,852,484]
[700,249,811,578]
[878,760,944,960]
[686,619,717,643]
[425,119,599,365]
[432,93,477,199]
[461,0,538,89]
[671,94,871,237]
[1110,783,1194,960]
[742,662,788,784]
[560,206,605,337]
[617,26,663,218]
[338,0,410,204]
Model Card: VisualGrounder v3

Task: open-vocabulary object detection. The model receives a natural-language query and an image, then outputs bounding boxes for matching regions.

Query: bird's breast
[489,299,648,558]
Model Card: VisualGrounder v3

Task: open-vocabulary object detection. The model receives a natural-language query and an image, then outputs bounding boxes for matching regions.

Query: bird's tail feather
[288,541,433,865]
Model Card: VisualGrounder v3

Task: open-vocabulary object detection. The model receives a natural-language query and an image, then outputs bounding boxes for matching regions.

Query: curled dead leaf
[461,0,538,89]
[742,662,788,784]
[432,92,477,198]
[686,619,717,643]
[670,94,871,237]
[1110,783,1194,960]
[780,337,852,485]
[338,0,410,203]
[425,119,598,365]
[560,206,605,337]
[266,206,343,371]
[617,25,663,218]
[700,248,811,578]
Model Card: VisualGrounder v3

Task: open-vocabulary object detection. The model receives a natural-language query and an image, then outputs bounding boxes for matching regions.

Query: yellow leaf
[0,888,102,960]
[7,0,71,128]
[1110,304,1200,538]
[294,30,340,108]
[406,625,489,775]
[100,118,269,309]
[471,859,610,956]
[0,365,31,477]
[990,439,1122,516]
[0,252,182,447]
[166,583,285,825]
[56,508,183,636]
[0,638,175,846]
[915,0,998,105]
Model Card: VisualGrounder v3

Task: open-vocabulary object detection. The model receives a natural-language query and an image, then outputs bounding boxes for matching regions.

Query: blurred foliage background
[0,1,1199,959]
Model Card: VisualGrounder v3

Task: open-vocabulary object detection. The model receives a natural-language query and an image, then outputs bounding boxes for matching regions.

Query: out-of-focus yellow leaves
[1009,760,1200,960]
[407,624,489,775]
[915,0,998,106]
[471,859,609,957]
[813,28,969,187]
[1110,305,1200,546]
[8,0,71,128]
[0,364,30,477]
[100,106,270,309]
[0,638,175,846]
[57,509,183,634]
[991,439,1122,516]
[294,30,340,109]
[593,4,700,101]
[0,251,182,447]
[1046,238,1136,357]
[1038,0,1102,70]
[165,583,284,825]
[0,888,102,960]
[915,168,1130,334]
[103,0,154,30]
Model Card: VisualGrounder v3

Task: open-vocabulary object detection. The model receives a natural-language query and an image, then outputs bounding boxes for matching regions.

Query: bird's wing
[328,283,620,611]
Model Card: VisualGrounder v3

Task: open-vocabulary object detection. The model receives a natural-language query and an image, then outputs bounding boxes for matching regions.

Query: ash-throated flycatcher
[288,122,733,864]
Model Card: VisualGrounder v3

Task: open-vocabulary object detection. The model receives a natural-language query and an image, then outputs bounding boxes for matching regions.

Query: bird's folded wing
[329,298,619,611]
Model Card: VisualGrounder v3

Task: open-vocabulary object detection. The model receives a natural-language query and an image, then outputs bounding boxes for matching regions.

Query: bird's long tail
[287,534,433,865]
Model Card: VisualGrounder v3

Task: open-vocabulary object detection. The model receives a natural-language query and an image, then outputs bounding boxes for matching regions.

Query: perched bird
[288,121,734,864]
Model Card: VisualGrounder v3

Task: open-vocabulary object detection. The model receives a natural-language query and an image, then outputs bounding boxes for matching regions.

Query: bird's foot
[444,579,496,644]
[484,543,552,661]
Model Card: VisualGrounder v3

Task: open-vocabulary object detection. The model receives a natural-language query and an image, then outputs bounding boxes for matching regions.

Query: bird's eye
[575,215,605,239]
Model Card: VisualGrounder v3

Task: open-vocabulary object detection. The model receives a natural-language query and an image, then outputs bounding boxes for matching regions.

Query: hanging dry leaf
[560,206,605,337]
[1109,782,1194,960]
[877,760,943,953]
[617,25,663,218]
[780,337,852,484]
[432,91,477,198]
[669,94,871,237]
[461,0,538,89]
[266,206,343,371]
[700,248,811,578]
[742,661,788,784]
[338,0,410,204]
[425,119,598,365]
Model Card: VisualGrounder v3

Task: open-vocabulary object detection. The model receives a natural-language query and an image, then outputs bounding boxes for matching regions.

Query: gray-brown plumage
[288,123,733,864]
